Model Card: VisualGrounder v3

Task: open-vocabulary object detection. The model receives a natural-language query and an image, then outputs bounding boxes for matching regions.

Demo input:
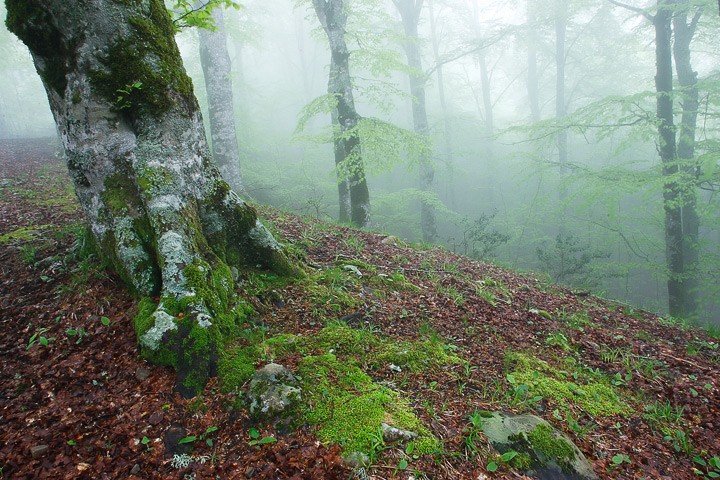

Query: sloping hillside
[1,139,718,479]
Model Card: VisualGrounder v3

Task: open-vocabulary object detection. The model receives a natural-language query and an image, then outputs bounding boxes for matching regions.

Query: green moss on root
[89,0,195,118]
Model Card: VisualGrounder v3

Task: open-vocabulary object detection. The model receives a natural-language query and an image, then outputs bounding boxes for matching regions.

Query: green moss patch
[0,225,51,244]
[505,352,631,417]
[258,321,460,374]
[297,353,440,455]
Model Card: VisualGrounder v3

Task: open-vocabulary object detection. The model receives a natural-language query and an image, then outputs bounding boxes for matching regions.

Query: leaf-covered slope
[0,138,718,479]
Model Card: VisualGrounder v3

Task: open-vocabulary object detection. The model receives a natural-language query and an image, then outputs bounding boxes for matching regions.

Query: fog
[1,0,718,325]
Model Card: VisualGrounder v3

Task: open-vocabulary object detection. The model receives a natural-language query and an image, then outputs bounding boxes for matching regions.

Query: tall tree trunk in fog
[428,0,456,209]
[555,2,568,183]
[6,0,296,397]
[196,3,245,194]
[527,0,541,122]
[672,1,702,319]
[468,1,496,204]
[654,0,686,318]
[394,0,437,243]
[312,0,370,227]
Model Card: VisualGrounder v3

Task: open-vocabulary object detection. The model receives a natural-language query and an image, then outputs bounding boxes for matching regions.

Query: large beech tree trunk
[6,0,295,397]
[311,0,371,228]
[197,3,246,194]
[394,0,437,243]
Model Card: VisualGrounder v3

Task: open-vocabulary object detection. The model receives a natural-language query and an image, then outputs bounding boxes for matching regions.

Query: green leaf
[141,436,150,445]
[612,454,626,465]
[66,329,77,336]
[248,428,260,439]
[206,439,213,447]
[708,472,720,478]
[101,316,111,326]
[397,459,408,470]
[405,442,415,455]
[486,461,498,472]
[67,440,76,445]
[501,451,519,462]
[205,426,218,434]
[178,436,197,444]
[39,336,49,346]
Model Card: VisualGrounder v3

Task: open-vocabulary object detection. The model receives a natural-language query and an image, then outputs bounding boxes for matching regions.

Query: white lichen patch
[147,194,186,214]
[157,231,193,296]
[140,307,177,350]
[114,216,155,294]
[196,312,213,328]
[247,219,281,251]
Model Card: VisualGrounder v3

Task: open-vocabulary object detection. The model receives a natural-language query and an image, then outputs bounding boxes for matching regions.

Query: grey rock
[247,363,301,420]
[381,423,417,443]
[130,464,141,475]
[343,451,370,468]
[30,444,49,459]
[477,411,598,480]
[135,367,151,381]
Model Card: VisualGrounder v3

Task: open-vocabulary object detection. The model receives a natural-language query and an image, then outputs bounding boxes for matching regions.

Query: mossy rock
[478,412,598,480]
[246,363,301,422]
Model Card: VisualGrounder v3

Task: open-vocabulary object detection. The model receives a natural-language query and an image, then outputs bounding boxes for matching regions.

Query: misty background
[1,0,718,326]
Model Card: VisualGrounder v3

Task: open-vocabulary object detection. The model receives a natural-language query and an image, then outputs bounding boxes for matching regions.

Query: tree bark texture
[311,0,370,228]
[428,0,456,209]
[672,0,702,319]
[196,4,246,194]
[555,3,568,184]
[394,0,437,243]
[654,0,685,318]
[6,0,295,396]
[527,0,541,122]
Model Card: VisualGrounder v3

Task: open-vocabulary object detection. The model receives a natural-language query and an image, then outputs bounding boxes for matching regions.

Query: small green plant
[27,328,55,349]
[663,428,692,455]
[18,244,37,265]
[179,426,219,447]
[247,428,276,447]
[486,450,530,472]
[545,332,572,351]
[644,401,684,426]
[100,316,111,327]
[66,326,88,344]
[140,436,153,451]
[115,81,143,110]
[611,371,632,386]
[609,453,631,470]
[464,410,488,459]
[692,455,720,478]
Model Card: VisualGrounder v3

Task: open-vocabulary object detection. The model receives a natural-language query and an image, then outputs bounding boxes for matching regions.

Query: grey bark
[311,0,370,228]
[555,3,568,182]
[428,0,456,209]
[527,0,541,122]
[672,0,702,319]
[654,0,686,317]
[394,0,437,243]
[196,4,245,194]
[6,0,295,396]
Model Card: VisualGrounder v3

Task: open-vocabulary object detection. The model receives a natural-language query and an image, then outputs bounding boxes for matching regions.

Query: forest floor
[0,138,719,480]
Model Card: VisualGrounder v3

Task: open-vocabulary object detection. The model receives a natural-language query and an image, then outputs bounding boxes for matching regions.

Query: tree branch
[173,0,214,28]
[689,6,704,35]
[606,0,654,21]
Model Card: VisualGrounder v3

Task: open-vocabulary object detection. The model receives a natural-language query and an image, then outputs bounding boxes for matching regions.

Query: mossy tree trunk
[5,0,296,397]
[311,0,371,228]
[196,2,246,195]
